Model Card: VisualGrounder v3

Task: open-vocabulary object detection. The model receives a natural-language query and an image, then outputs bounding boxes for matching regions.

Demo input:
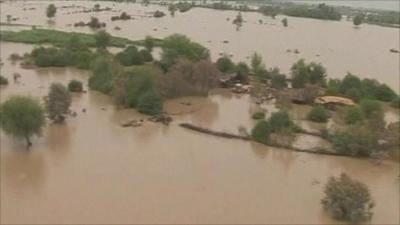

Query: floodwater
[1,2,400,225]
[1,0,399,91]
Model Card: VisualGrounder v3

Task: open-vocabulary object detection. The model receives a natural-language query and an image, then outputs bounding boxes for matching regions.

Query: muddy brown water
[1,1,400,224]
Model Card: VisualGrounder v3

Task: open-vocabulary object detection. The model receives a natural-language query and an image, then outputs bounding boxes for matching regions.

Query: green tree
[235,62,250,83]
[307,105,330,123]
[89,56,114,94]
[340,73,361,94]
[137,89,163,115]
[282,18,288,27]
[68,80,83,92]
[308,62,327,85]
[359,99,382,119]
[270,68,288,89]
[0,96,46,148]
[216,56,235,73]
[322,173,374,222]
[250,52,264,73]
[95,30,111,48]
[46,4,57,19]
[161,34,209,69]
[144,35,155,51]
[344,106,364,124]
[45,83,72,123]
[390,96,400,108]
[353,14,364,26]
[291,59,309,88]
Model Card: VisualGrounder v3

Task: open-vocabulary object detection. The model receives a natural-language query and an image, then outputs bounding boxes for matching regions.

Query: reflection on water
[0,11,399,225]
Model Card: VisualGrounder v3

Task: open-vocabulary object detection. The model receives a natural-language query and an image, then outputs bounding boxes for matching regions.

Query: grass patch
[0,29,163,48]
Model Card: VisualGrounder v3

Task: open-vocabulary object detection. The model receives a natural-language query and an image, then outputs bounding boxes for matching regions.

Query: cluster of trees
[290,59,327,88]
[0,82,76,148]
[251,111,301,144]
[283,3,341,20]
[74,17,106,29]
[68,80,83,92]
[111,12,131,21]
[28,31,112,69]
[115,45,153,66]
[160,34,209,70]
[325,73,398,103]
[322,173,374,222]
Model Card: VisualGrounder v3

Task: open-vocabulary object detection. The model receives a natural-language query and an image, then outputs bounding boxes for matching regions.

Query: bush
[359,99,382,119]
[0,75,8,85]
[291,59,326,88]
[307,105,330,123]
[95,30,111,48]
[251,120,272,143]
[251,111,300,143]
[331,125,378,156]
[252,112,265,120]
[322,173,374,222]
[68,80,83,92]
[137,90,163,115]
[140,49,153,62]
[115,46,144,66]
[374,84,397,102]
[88,56,113,94]
[45,83,72,123]
[216,56,235,73]
[390,96,400,108]
[161,34,209,69]
[270,69,287,89]
[235,62,250,83]
[344,106,363,124]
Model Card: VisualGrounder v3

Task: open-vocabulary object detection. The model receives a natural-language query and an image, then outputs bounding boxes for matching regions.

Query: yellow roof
[315,96,356,106]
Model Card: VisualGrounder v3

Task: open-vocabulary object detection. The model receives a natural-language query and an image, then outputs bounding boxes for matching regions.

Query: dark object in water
[179,123,250,140]
[148,113,172,125]
[390,48,399,53]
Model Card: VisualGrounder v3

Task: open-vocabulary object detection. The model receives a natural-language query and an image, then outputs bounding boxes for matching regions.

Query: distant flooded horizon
[291,0,400,11]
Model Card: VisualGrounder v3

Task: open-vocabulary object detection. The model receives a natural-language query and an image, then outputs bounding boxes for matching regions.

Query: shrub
[115,46,144,66]
[160,34,209,69]
[0,96,46,148]
[251,111,300,143]
[46,4,57,18]
[45,83,72,123]
[251,120,272,143]
[88,56,113,94]
[235,62,250,83]
[340,73,361,94]
[162,59,221,98]
[331,125,378,156]
[290,59,326,88]
[374,84,397,102]
[216,56,235,73]
[95,30,111,48]
[0,75,8,85]
[137,89,163,115]
[390,96,400,108]
[68,80,83,92]
[270,69,287,89]
[344,106,363,124]
[359,99,382,119]
[307,105,330,123]
[140,49,153,62]
[322,173,374,222]
[252,112,265,120]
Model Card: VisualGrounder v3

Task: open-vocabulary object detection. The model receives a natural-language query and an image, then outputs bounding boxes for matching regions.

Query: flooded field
[1,0,399,91]
[1,1,399,224]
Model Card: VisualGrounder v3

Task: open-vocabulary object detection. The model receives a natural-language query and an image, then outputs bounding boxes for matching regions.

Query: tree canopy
[0,96,46,148]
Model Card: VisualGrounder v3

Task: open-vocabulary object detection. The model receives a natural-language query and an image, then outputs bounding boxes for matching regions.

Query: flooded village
[0,0,399,224]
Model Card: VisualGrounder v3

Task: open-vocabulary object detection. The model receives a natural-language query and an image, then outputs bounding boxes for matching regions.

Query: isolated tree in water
[322,173,374,222]
[0,96,46,148]
[282,18,288,27]
[45,83,71,123]
[353,14,364,26]
[46,4,57,19]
